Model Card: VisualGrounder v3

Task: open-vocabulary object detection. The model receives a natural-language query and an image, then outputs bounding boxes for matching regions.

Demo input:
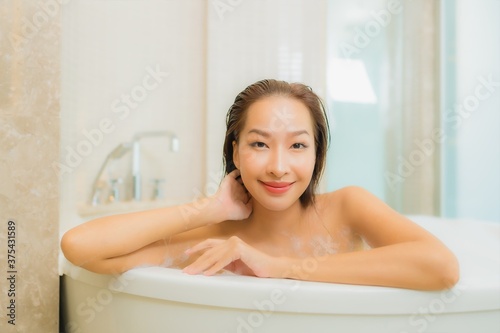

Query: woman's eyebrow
[247,128,271,137]
[247,128,310,137]
[289,130,310,137]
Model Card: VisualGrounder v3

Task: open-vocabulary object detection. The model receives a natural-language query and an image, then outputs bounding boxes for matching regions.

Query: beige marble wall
[0,2,60,332]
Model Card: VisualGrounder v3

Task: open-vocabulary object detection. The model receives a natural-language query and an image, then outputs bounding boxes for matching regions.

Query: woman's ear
[232,140,240,169]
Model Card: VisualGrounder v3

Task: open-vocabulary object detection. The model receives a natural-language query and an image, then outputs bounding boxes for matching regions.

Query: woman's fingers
[185,238,223,255]
[228,169,241,179]
[201,251,234,276]
[184,248,233,275]
[183,236,275,277]
[183,237,243,275]
[210,170,252,221]
[183,239,225,274]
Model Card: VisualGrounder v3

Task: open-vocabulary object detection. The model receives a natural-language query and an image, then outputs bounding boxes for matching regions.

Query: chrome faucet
[131,131,179,201]
[89,131,179,205]
[89,142,132,206]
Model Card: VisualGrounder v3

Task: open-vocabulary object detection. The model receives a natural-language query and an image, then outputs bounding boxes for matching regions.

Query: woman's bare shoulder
[315,186,371,210]
[314,186,381,229]
[313,188,366,250]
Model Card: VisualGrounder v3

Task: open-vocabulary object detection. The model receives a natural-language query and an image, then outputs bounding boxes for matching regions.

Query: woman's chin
[252,194,302,212]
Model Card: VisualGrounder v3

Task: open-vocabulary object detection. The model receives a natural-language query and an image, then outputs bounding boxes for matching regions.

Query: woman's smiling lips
[260,181,294,194]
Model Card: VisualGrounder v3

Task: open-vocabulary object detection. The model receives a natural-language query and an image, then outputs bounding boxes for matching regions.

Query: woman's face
[233,95,316,211]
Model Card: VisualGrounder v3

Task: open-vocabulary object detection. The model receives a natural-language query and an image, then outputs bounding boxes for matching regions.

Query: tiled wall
[0,1,60,332]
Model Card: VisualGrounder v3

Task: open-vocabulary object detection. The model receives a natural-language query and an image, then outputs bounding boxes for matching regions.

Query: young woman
[61,79,459,290]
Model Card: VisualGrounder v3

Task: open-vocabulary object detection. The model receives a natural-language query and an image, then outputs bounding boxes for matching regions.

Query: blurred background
[58,0,499,226]
[0,1,498,331]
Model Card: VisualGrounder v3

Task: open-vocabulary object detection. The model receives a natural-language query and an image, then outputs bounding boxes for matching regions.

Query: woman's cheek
[241,149,264,168]
[293,152,315,169]
[297,155,316,183]
[238,150,258,181]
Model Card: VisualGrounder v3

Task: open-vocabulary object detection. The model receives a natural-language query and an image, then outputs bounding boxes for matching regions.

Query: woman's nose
[267,148,289,178]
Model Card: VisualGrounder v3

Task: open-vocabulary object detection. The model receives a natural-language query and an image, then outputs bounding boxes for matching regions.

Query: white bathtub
[60,216,500,333]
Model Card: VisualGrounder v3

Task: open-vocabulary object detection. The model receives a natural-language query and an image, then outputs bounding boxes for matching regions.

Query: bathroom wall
[59,0,207,233]
[451,0,500,222]
[0,1,60,332]
[59,0,328,234]
[57,0,324,331]
[205,0,328,187]
[325,0,388,201]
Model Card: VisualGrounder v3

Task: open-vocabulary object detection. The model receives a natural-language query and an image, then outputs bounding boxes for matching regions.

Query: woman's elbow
[441,257,460,289]
[431,250,460,290]
[61,229,88,267]
[61,229,124,275]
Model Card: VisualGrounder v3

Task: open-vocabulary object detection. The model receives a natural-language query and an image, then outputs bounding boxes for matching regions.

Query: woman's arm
[61,170,251,274]
[280,187,460,290]
[182,187,459,290]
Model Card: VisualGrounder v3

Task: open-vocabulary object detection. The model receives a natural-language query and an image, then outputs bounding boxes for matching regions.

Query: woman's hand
[182,236,277,277]
[212,169,252,221]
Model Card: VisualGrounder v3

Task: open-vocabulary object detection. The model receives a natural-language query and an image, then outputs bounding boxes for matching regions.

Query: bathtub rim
[61,259,498,315]
[60,215,500,315]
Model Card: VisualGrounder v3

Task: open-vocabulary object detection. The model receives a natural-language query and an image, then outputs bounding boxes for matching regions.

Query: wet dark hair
[223,79,330,208]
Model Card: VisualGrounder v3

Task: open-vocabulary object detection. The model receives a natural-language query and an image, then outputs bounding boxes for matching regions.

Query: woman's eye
[250,142,267,148]
[291,143,307,149]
